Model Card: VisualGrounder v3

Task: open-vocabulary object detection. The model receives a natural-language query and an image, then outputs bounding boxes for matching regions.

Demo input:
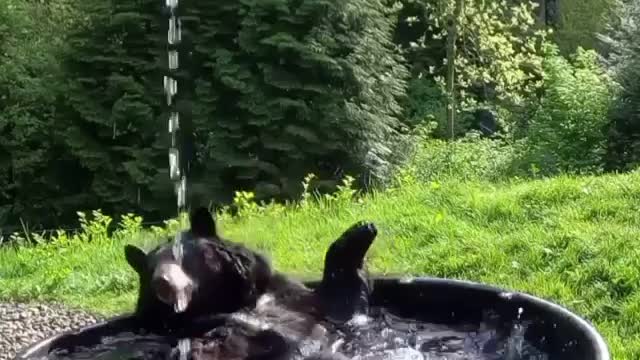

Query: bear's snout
[152,262,195,313]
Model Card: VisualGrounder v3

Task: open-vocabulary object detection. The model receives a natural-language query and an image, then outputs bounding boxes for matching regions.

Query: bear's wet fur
[124,218,275,331]
[124,206,378,360]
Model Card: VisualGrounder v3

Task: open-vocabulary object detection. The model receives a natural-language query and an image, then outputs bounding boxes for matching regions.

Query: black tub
[14,277,611,360]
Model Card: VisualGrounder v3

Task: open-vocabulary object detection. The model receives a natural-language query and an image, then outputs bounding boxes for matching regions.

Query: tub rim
[13,276,611,360]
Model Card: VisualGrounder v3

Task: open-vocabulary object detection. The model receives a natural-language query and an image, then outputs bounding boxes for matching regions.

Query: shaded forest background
[1,0,639,232]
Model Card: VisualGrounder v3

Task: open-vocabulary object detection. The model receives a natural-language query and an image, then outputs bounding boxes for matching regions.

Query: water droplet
[169,149,180,180]
[168,50,179,70]
[172,232,184,264]
[168,17,181,45]
[500,292,514,300]
[168,112,179,132]
[174,294,187,313]
[176,338,191,360]
[399,277,414,284]
[175,177,187,208]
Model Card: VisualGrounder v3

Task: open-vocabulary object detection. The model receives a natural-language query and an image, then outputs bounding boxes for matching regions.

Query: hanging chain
[164,0,186,214]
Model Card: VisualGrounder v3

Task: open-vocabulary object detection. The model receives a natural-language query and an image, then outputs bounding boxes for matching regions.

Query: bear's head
[124,207,272,330]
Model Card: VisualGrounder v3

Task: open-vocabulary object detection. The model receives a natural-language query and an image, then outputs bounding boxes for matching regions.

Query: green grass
[2,172,640,358]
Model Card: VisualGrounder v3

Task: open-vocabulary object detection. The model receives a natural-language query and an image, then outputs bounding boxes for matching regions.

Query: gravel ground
[0,302,104,360]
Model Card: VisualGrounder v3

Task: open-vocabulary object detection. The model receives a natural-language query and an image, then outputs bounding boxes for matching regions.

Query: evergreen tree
[3,0,409,229]
[186,0,408,202]
[0,0,85,230]
[59,0,174,222]
[600,0,640,170]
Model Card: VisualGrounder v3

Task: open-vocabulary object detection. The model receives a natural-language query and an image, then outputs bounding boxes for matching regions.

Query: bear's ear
[189,206,217,239]
[124,244,147,274]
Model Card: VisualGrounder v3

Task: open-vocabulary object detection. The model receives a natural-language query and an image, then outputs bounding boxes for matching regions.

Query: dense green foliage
[0,0,638,232]
[60,0,170,221]
[552,0,616,54]
[185,0,408,203]
[601,0,640,171]
[394,0,549,137]
[3,170,640,359]
[0,0,408,229]
[0,1,83,230]
[518,45,614,175]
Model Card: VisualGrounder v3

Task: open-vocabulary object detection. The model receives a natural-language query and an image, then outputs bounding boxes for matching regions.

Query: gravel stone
[0,302,104,360]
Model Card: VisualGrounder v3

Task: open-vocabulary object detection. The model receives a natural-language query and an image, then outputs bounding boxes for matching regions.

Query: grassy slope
[2,173,640,359]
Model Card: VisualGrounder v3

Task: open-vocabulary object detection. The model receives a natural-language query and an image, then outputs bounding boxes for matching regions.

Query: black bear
[124,206,378,360]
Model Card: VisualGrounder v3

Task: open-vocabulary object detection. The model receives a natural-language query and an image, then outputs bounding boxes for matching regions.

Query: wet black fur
[124,206,378,360]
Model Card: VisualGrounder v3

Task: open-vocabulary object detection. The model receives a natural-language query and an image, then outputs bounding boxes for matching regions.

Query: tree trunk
[446,0,464,141]
[536,0,547,25]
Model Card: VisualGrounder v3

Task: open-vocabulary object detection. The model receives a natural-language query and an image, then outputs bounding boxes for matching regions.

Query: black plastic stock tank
[14,277,611,360]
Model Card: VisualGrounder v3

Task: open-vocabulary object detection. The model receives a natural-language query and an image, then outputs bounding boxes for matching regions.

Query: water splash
[332,308,548,360]
[504,322,526,360]
[174,292,188,313]
[171,231,184,265]
[46,307,550,360]
[502,307,549,360]
[348,314,373,328]
[170,231,188,313]
[174,338,191,360]
[47,332,173,359]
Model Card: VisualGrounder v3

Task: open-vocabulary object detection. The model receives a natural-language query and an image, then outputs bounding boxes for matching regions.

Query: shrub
[600,0,640,171]
[404,77,447,126]
[519,45,615,176]
[553,0,617,55]
[398,130,521,184]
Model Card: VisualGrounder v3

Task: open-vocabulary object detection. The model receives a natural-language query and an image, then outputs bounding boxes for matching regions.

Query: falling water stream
[164,0,190,357]
[164,0,185,212]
